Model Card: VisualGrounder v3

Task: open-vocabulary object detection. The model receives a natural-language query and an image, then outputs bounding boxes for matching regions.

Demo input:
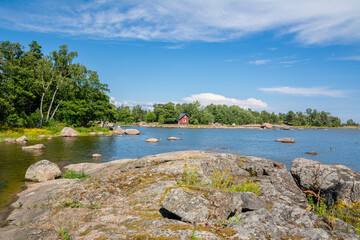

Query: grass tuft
[63,170,90,179]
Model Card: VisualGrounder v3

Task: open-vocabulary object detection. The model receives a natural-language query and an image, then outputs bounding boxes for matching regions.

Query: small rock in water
[61,127,79,137]
[306,151,317,155]
[89,132,96,136]
[275,138,295,143]
[124,129,141,135]
[5,138,16,143]
[38,135,46,138]
[16,136,28,143]
[22,144,46,150]
[178,133,184,135]
[330,147,336,150]
[98,132,104,135]
[167,137,182,141]
[146,138,159,143]
[106,134,112,137]
[92,153,102,158]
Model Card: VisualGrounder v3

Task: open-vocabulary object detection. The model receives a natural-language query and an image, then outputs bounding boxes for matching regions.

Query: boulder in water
[61,127,79,137]
[16,136,28,143]
[22,144,45,150]
[275,138,295,143]
[25,160,61,182]
[124,129,140,135]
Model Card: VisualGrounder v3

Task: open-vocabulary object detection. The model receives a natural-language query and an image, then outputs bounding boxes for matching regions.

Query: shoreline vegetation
[0,122,359,142]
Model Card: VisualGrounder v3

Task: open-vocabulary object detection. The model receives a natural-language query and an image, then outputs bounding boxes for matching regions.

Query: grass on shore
[63,170,91,179]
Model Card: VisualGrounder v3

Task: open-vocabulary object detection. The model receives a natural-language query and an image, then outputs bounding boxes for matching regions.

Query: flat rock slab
[306,151,318,155]
[5,138,16,143]
[146,138,159,143]
[275,138,295,143]
[92,153,102,158]
[25,160,61,182]
[22,144,45,150]
[167,137,182,140]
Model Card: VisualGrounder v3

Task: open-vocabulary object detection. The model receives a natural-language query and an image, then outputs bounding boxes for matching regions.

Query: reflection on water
[0,127,359,222]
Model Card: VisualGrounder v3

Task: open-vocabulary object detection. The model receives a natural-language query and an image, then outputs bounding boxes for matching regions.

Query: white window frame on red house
[183,119,186,123]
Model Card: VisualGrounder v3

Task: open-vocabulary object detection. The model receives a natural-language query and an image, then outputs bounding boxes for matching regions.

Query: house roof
[178,113,188,120]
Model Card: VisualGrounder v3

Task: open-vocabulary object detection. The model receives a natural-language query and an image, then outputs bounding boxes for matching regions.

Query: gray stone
[15,136,28,143]
[25,160,61,182]
[61,127,79,137]
[291,158,360,205]
[124,129,140,135]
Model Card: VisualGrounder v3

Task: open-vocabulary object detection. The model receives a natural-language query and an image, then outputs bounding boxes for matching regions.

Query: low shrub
[63,170,90,179]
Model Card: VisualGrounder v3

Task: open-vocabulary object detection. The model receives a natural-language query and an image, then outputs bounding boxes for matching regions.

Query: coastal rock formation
[114,127,125,135]
[5,138,16,143]
[15,136,28,143]
[124,129,140,135]
[261,123,273,129]
[275,138,295,143]
[1,151,359,239]
[146,138,159,143]
[61,127,79,137]
[291,158,360,205]
[167,137,182,140]
[22,144,45,150]
[25,160,61,182]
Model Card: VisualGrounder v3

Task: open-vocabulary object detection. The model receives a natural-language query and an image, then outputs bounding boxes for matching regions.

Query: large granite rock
[61,127,79,137]
[1,151,359,240]
[291,158,360,205]
[114,127,125,135]
[124,129,140,135]
[25,160,61,182]
[15,136,28,143]
[261,123,273,129]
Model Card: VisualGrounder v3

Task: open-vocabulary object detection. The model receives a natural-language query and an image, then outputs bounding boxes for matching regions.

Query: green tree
[145,112,156,122]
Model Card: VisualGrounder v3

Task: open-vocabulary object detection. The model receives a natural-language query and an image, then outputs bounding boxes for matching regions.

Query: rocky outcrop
[124,129,140,135]
[275,138,295,143]
[146,138,159,143]
[161,186,264,224]
[167,137,182,140]
[25,160,61,182]
[61,127,79,137]
[291,158,360,205]
[15,136,28,143]
[261,123,273,129]
[1,151,359,240]
[22,144,45,150]
[114,127,125,135]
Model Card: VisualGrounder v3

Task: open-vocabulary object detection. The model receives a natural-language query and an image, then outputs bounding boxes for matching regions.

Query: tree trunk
[46,86,59,121]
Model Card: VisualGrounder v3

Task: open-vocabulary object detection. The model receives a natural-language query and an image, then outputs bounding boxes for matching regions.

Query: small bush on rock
[63,170,90,179]
[179,164,261,195]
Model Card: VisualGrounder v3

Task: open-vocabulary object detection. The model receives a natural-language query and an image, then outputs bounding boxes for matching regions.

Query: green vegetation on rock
[63,170,90,179]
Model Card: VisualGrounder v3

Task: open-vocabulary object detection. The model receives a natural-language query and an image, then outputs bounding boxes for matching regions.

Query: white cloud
[268,47,277,51]
[183,93,268,110]
[329,56,360,61]
[0,0,359,45]
[248,59,271,65]
[110,97,155,110]
[259,86,347,98]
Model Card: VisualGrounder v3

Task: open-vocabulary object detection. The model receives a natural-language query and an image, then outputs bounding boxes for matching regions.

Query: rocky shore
[1,151,359,239]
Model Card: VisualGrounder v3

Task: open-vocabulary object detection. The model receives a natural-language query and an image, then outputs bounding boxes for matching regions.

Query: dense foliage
[115,101,356,127]
[0,41,116,127]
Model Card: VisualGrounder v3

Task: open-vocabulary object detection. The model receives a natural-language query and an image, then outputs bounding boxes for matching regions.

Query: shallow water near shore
[0,127,359,222]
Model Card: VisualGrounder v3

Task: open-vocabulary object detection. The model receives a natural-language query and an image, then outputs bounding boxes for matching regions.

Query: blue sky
[0,0,359,122]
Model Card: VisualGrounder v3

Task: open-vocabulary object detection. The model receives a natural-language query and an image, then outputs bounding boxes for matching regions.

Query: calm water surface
[0,127,359,221]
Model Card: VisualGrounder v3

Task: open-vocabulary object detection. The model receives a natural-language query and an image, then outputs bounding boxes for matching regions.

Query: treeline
[116,101,359,127]
[0,41,116,127]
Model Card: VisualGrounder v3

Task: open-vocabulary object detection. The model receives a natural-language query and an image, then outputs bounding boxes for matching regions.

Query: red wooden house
[178,113,189,124]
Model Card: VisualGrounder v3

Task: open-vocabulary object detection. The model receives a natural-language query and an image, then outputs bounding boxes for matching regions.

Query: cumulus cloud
[183,93,268,110]
[109,97,155,110]
[0,0,359,44]
[259,86,347,98]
